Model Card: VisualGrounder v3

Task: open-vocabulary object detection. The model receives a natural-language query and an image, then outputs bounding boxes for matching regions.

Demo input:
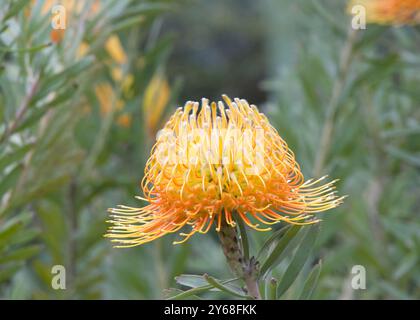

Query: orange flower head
[349,0,420,25]
[50,28,65,44]
[106,95,345,247]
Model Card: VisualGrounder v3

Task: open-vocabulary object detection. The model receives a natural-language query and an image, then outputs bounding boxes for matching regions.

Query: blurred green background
[0,0,419,299]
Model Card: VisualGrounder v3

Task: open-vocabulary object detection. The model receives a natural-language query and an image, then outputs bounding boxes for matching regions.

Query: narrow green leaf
[33,57,94,102]
[0,43,52,53]
[257,224,291,259]
[350,54,399,91]
[171,276,242,300]
[277,225,319,298]
[15,89,75,133]
[108,16,146,34]
[0,263,21,283]
[353,26,384,51]
[0,245,41,264]
[309,0,346,36]
[378,281,412,300]
[76,274,105,292]
[393,253,417,280]
[9,229,40,247]
[0,220,23,247]
[32,260,53,287]
[0,143,34,170]
[2,0,28,22]
[299,261,322,300]
[113,2,174,21]
[203,274,250,299]
[175,274,208,288]
[385,146,420,167]
[260,225,301,276]
[381,126,420,139]
[164,288,201,300]
[0,164,22,197]
[267,278,278,300]
[167,284,214,300]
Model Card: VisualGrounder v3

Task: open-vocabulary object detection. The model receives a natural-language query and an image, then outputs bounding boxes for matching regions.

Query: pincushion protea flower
[106,95,344,248]
[349,0,420,25]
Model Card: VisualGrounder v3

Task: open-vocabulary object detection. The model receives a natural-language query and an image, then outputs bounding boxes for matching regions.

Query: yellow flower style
[106,96,344,247]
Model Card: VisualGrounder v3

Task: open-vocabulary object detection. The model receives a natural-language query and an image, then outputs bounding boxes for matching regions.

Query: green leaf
[0,245,41,264]
[309,0,346,36]
[112,2,174,22]
[0,143,34,170]
[392,253,417,280]
[353,26,384,51]
[0,43,52,53]
[299,261,322,300]
[172,275,243,299]
[1,0,28,23]
[385,146,420,167]
[108,16,146,34]
[9,229,39,247]
[0,220,23,248]
[167,284,214,300]
[175,274,245,296]
[33,57,94,102]
[350,54,400,91]
[267,277,278,300]
[257,224,291,259]
[15,89,75,133]
[381,126,420,139]
[377,281,412,300]
[32,260,53,287]
[259,225,301,277]
[277,225,319,298]
[0,263,21,283]
[0,164,22,198]
[203,274,250,299]
[164,288,201,300]
[175,274,208,288]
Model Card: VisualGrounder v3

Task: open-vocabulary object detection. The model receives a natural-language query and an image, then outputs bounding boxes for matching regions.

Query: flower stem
[218,220,261,300]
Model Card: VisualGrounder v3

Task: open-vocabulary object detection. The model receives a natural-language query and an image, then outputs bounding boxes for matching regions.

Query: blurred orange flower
[94,82,131,128]
[38,0,100,15]
[349,0,420,25]
[76,31,132,128]
[143,73,171,138]
[31,0,100,43]
[50,28,65,44]
[106,36,128,65]
[94,83,123,115]
[116,114,132,128]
